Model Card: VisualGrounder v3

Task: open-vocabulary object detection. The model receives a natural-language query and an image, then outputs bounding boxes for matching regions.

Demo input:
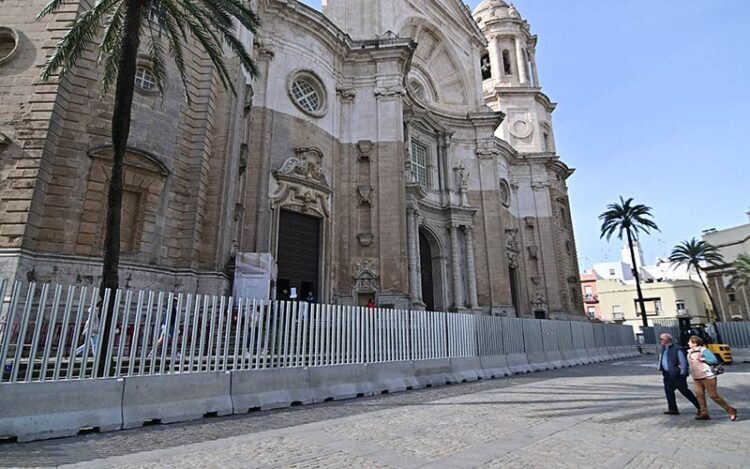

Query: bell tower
[474,1,554,154]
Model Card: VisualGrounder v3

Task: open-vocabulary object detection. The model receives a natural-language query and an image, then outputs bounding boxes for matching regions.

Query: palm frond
[36,0,69,19]
[146,24,169,98]
[98,2,126,96]
[40,0,123,82]
[729,253,750,290]
[599,196,659,241]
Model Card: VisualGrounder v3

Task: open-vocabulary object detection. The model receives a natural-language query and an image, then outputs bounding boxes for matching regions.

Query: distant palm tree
[37,0,259,376]
[668,238,724,321]
[729,253,750,290]
[599,197,659,329]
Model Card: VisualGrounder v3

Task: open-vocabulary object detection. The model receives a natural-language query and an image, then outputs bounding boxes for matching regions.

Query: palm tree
[729,253,750,290]
[668,238,724,321]
[599,197,659,329]
[37,0,259,376]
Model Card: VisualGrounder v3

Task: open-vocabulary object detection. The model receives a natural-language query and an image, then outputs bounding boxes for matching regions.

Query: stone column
[487,34,501,82]
[449,224,465,309]
[529,51,539,87]
[464,226,479,309]
[515,37,527,85]
[407,206,422,305]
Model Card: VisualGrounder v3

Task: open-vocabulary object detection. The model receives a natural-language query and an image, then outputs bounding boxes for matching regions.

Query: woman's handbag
[710,363,725,375]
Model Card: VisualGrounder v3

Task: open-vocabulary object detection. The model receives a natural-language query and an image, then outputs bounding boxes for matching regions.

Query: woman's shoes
[695,412,710,420]
[728,407,738,421]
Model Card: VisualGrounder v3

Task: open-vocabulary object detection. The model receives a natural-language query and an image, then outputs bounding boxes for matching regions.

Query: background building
[0,0,583,318]
[581,242,712,328]
[702,211,750,321]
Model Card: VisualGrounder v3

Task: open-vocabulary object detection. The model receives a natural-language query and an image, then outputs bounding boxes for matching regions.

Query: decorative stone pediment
[353,259,379,293]
[275,147,331,194]
[271,147,332,218]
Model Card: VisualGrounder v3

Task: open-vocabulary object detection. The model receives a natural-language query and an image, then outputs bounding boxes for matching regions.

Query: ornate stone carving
[530,291,547,312]
[357,233,374,247]
[476,138,499,159]
[353,259,379,292]
[336,86,356,103]
[357,185,373,206]
[374,86,406,98]
[453,164,469,192]
[357,140,373,160]
[527,245,538,260]
[531,181,548,191]
[276,147,330,190]
[505,228,519,268]
[524,216,535,228]
[254,40,275,60]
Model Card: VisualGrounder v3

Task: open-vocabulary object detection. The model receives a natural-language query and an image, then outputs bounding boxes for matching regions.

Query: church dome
[472,0,522,21]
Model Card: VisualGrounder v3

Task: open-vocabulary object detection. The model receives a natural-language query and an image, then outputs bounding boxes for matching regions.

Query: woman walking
[687,335,737,421]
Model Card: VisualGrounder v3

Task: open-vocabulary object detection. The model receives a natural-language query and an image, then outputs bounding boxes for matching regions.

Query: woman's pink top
[687,346,715,380]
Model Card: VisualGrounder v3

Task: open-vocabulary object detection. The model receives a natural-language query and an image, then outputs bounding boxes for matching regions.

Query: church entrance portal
[277,210,321,300]
[419,231,434,311]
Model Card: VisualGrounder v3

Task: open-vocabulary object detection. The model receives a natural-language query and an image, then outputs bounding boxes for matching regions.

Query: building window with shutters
[410,139,428,187]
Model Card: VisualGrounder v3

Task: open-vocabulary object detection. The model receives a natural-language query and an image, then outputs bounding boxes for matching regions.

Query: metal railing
[0,279,637,384]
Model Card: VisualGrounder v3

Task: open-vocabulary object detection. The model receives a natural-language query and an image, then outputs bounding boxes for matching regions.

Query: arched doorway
[419,228,445,311]
[276,209,321,300]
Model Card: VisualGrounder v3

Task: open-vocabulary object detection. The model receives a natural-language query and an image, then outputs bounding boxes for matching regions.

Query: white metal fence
[0,280,636,384]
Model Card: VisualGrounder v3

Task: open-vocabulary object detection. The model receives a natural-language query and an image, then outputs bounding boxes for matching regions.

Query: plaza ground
[1,357,748,468]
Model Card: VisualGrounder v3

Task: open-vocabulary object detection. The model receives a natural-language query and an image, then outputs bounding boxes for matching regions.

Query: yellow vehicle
[706,343,733,364]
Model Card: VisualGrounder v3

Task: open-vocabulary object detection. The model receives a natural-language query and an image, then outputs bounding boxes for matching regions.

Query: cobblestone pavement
[1,358,748,468]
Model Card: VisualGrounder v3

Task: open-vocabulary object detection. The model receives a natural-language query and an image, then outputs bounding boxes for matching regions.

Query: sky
[299,0,750,269]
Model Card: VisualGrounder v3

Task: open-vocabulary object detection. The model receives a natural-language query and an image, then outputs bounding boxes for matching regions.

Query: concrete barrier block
[544,350,566,369]
[308,364,372,402]
[231,367,312,412]
[0,379,123,442]
[367,361,417,394]
[479,355,511,378]
[574,349,593,364]
[122,372,232,429]
[413,358,455,387]
[450,357,483,383]
[506,353,532,374]
[526,351,553,371]
[560,350,583,367]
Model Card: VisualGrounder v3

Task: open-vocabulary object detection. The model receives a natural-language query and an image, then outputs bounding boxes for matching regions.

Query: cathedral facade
[0,0,583,318]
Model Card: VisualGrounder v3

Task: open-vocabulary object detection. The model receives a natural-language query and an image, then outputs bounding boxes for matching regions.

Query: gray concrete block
[413,358,455,387]
[449,357,482,382]
[479,354,511,378]
[506,353,532,374]
[526,351,553,371]
[231,367,312,412]
[560,349,583,367]
[367,361,417,394]
[308,364,373,402]
[121,372,232,429]
[0,379,123,442]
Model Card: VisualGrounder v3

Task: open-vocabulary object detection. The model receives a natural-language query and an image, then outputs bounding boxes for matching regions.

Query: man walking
[657,333,700,415]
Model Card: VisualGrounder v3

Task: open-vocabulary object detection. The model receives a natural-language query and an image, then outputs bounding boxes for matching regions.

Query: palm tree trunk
[97,0,143,378]
[695,265,720,323]
[626,229,648,329]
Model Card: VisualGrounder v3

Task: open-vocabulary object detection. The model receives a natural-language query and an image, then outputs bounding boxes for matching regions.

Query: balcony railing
[584,294,599,303]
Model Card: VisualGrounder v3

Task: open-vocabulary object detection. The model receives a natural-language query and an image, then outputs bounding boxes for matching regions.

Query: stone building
[702,212,750,321]
[0,0,583,318]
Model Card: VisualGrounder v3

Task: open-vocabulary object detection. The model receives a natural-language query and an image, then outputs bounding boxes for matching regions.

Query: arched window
[480,52,491,80]
[502,49,512,75]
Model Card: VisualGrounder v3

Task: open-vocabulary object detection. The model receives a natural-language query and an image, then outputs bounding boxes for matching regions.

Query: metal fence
[716,322,750,348]
[0,280,636,384]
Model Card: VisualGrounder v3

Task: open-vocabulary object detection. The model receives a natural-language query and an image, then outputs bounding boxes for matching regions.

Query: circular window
[0,27,20,65]
[510,118,533,139]
[409,80,425,100]
[287,71,327,117]
[134,66,157,91]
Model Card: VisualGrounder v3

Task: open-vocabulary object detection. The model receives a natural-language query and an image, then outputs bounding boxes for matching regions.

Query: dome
[472,0,522,20]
